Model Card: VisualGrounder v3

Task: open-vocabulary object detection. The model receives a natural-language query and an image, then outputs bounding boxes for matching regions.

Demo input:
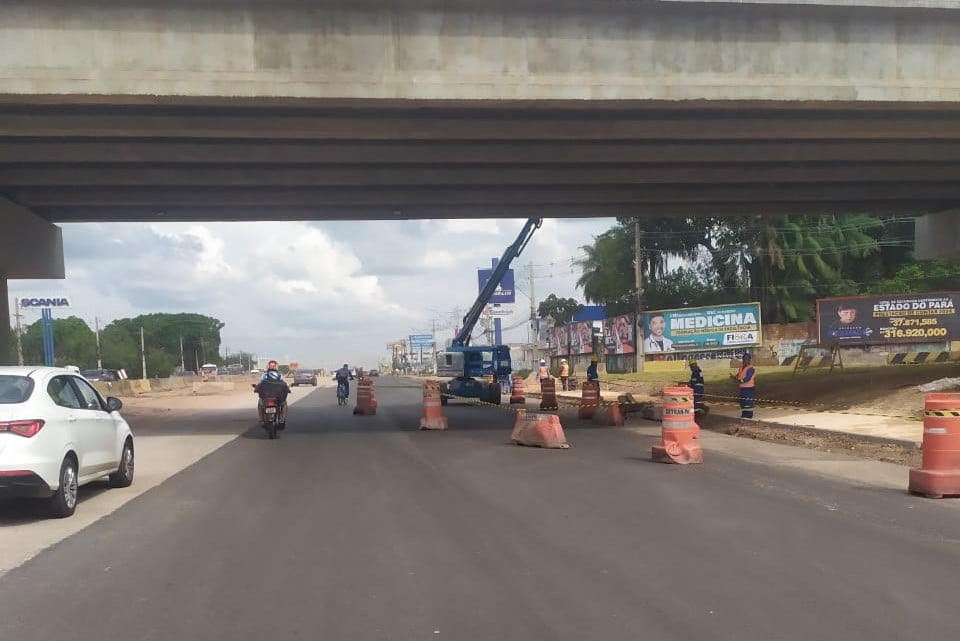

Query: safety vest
[538,366,550,380]
[560,363,570,377]
[737,365,756,388]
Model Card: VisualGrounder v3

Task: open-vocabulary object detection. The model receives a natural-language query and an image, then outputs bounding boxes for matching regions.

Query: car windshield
[0,375,35,404]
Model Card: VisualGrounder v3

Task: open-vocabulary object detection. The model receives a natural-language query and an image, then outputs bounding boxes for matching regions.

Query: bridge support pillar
[0,198,65,365]
[915,210,960,260]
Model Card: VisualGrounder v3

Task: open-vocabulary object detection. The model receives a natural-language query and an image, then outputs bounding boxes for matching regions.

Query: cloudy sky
[9,217,617,369]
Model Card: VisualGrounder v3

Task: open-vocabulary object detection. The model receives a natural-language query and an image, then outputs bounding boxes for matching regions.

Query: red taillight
[0,420,45,438]
[264,399,278,407]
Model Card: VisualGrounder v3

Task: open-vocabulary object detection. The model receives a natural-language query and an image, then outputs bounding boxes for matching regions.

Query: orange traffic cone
[909,392,960,498]
[511,409,569,449]
[579,382,600,419]
[419,380,448,430]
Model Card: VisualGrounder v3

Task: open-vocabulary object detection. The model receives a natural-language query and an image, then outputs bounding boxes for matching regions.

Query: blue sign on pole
[409,334,435,347]
[41,308,55,366]
[477,267,516,304]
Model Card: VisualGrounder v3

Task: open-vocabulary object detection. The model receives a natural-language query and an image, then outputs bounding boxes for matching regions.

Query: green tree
[100,313,225,378]
[869,260,960,294]
[21,316,97,367]
[537,294,583,326]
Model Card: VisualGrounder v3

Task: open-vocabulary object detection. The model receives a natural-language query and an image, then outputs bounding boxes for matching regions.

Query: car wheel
[109,438,135,488]
[48,456,79,518]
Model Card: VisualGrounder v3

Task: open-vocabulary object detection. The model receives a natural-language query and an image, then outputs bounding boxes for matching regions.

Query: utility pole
[179,335,185,371]
[634,218,644,373]
[140,326,147,380]
[528,261,537,363]
[95,316,102,369]
[200,337,206,366]
[13,298,24,366]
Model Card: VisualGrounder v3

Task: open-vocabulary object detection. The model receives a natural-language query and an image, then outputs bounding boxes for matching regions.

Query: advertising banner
[640,303,762,353]
[477,268,516,304]
[569,321,595,355]
[817,292,960,345]
[549,325,569,356]
[604,313,636,355]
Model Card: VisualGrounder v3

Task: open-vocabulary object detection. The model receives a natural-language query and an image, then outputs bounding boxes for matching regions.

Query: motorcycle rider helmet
[266,370,283,381]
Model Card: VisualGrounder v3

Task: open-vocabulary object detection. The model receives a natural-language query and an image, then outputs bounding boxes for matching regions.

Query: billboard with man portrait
[568,321,595,355]
[817,293,960,345]
[640,303,762,353]
[604,313,636,355]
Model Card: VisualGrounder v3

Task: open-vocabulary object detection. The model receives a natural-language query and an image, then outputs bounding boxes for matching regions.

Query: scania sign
[19,297,71,308]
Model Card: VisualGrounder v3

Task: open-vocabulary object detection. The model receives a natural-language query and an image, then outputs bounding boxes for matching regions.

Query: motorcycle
[252,382,289,439]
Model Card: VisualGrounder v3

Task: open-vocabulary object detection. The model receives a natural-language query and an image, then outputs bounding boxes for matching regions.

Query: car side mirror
[106,396,123,412]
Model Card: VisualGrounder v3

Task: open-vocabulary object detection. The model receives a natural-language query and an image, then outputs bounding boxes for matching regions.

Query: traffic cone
[909,393,960,498]
[540,378,558,411]
[419,380,448,430]
[511,409,569,449]
[509,376,526,404]
[579,382,600,419]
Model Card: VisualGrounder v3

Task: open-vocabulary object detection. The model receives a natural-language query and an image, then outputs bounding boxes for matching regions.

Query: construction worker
[559,358,570,391]
[731,352,756,419]
[688,359,706,414]
[537,359,551,382]
[586,355,600,383]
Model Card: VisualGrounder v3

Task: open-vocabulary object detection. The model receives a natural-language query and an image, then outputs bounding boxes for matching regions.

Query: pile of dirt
[699,414,921,467]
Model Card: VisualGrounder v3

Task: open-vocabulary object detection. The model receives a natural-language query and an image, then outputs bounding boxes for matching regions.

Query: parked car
[293,369,318,386]
[0,366,135,518]
[368,369,379,377]
[79,368,119,382]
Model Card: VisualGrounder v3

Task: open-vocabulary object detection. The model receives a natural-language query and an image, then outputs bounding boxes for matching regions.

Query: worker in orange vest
[537,359,551,382]
[731,352,756,419]
[559,358,570,391]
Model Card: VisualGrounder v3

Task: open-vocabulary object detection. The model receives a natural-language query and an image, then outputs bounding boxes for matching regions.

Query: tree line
[10,312,236,378]
[572,214,960,323]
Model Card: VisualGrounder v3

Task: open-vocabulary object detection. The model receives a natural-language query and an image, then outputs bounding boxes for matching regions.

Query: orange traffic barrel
[540,378,558,411]
[909,393,960,498]
[419,380,448,430]
[509,375,526,404]
[353,379,377,416]
[579,382,600,419]
[651,386,703,465]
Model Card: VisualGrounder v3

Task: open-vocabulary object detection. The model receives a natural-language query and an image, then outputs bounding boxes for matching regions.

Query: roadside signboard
[640,303,762,353]
[477,268,516,304]
[603,313,636,355]
[409,334,435,347]
[817,292,960,345]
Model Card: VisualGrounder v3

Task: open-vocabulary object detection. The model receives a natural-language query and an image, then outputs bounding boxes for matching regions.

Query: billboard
[569,321,595,355]
[640,303,762,353]
[409,334,435,348]
[477,268,516,304]
[548,325,569,356]
[817,292,960,345]
[604,313,636,355]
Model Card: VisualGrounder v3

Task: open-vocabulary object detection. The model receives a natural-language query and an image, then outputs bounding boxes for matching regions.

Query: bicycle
[337,380,349,406]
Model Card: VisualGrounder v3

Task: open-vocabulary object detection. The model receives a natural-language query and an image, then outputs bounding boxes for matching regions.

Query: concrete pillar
[0,198,65,365]
[0,272,11,365]
[915,210,960,260]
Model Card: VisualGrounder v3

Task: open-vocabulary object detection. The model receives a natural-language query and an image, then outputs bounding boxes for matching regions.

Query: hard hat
[742,351,752,360]
[561,358,567,362]
[591,356,599,363]
[688,358,698,366]
[540,359,546,365]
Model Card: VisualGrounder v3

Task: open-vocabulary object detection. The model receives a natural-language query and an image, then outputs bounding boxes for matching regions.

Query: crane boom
[453,218,542,346]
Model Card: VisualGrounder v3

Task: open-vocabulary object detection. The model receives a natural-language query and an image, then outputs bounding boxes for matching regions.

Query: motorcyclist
[335,363,353,398]
[254,360,290,424]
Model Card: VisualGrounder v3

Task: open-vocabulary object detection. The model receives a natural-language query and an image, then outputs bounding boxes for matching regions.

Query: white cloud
[8,217,616,368]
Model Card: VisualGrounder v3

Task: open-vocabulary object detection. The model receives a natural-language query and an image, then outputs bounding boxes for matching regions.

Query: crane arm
[453,218,542,346]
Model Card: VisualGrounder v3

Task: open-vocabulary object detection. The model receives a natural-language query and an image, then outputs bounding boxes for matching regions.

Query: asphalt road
[1,377,959,641]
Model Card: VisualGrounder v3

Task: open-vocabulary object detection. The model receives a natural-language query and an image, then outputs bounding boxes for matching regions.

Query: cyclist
[335,363,353,399]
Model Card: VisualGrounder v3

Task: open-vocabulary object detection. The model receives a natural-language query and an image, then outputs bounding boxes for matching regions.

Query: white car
[0,366,134,518]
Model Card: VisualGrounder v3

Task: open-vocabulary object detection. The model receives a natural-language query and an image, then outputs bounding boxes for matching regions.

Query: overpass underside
[2,97,960,221]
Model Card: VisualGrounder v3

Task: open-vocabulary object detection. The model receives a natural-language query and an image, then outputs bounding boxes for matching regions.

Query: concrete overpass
[3,0,960,364]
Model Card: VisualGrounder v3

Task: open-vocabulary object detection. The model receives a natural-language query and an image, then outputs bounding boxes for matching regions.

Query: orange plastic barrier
[418,380,448,430]
[594,401,624,426]
[579,382,600,419]
[909,392,960,498]
[509,375,526,405]
[511,409,569,449]
[651,386,703,465]
[353,379,378,416]
[540,378,558,411]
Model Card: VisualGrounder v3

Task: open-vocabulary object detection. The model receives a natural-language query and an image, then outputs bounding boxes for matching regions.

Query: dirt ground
[696,413,922,466]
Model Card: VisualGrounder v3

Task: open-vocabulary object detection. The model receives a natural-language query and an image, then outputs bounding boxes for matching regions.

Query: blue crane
[437,218,542,405]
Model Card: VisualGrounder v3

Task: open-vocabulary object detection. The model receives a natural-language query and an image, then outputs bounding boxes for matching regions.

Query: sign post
[19,296,71,367]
